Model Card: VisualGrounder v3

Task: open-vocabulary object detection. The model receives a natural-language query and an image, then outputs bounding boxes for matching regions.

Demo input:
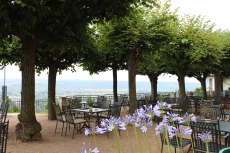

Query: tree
[0,0,140,141]
[80,23,127,102]
[92,1,177,114]
[186,28,224,99]
[136,1,179,101]
[35,23,97,120]
[161,14,223,100]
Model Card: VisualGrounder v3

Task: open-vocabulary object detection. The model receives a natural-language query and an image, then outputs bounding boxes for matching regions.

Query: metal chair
[0,102,9,122]
[121,96,129,112]
[190,119,228,153]
[0,121,9,153]
[137,99,147,109]
[170,98,187,116]
[200,105,222,120]
[52,103,66,136]
[63,109,87,138]
[157,120,191,153]
[165,97,176,104]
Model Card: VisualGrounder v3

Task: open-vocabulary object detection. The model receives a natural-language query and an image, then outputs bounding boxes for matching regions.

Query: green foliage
[44,103,48,110]
[9,105,20,113]
[157,95,166,101]
[86,97,94,107]
[194,87,202,96]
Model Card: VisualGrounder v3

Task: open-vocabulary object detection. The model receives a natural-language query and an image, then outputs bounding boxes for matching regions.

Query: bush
[9,105,20,113]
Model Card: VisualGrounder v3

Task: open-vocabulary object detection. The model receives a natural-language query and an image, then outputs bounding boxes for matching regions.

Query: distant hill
[0,79,200,98]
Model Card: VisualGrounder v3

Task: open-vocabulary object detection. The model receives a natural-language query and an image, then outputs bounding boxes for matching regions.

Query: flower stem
[142,132,148,152]
[115,129,124,153]
[113,130,120,153]
[145,132,151,153]
[206,142,209,153]
[125,128,134,153]
[93,134,98,148]
[133,125,142,153]
[151,121,161,152]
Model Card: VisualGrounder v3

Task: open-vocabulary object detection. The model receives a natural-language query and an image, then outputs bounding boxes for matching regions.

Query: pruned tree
[80,23,127,102]
[0,0,141,141]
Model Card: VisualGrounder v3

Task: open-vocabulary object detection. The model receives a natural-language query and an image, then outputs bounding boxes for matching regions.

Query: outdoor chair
[200,105,222,120]
[62,103,84,119]
[53,103,66,136]
[0,120,9,153]
[170,98,187,116]
[100,99,111,109]
[121,96,129,112]
[63,109,87,138]
[0,102,9,123]
[100,103,122,119]
[165,97,176,104]
[137,99,147,109]
[224,93,230,109]
[190,119,228,153]
[110,103,122,118]
[157,119,191,153]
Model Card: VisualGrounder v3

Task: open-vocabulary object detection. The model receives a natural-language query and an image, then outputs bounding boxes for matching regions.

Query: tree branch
[53,0,77,35]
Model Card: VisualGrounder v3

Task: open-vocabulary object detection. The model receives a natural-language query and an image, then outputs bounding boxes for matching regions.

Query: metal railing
[8,99,49,113]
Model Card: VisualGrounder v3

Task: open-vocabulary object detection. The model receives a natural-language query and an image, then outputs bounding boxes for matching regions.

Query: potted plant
[86,97,94,111]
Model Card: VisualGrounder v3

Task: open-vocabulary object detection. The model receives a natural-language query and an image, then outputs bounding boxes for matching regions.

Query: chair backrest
[0,121,9,153]
[200,105,221,120]
[165,97,176,104]
[191,119,222,153]
[52,103,65,122]
[110,104,122,118]
[137,100,147,109]
[121,96,129,106]
[101,99,111,109]
[64,110,74,124]
[0,102,9,122]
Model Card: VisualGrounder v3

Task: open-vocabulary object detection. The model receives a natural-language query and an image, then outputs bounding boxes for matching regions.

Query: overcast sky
[0,0,229,82]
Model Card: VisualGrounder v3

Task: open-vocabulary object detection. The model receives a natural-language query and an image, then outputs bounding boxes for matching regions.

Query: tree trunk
[48,63,58,120]
[177,71,189,113]
[177,71,186,99]
[200,78,207,99]
[112,67,118,102]
[214,70,222,96]
[127,50,138,114]
[15,38,42,142]
[148,73,159,101]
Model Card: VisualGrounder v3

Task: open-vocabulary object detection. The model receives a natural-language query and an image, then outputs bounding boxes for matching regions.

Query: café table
[71,108,109,127]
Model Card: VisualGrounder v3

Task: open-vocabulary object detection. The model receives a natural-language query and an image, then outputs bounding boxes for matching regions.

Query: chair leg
[65,123,68,136]
[72,124,76,139]
[61,122,64,136]
[54,121,58,134]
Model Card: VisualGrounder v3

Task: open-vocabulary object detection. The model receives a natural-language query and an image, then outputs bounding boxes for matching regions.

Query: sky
[1,0,229,82]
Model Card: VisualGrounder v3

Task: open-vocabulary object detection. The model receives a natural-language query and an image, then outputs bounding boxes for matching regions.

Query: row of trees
[0,0,151,141]
[0,0,230,141]
[83,2,230,114]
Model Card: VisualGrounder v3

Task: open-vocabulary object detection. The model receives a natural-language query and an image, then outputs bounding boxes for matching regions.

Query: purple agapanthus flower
[155,122,177,138]
[163,112,183,123]
[135,117,152,132]
[198,131,212,143]
[183,113,196,124]
[84,126,106,136]
[100,116,126,131]
[155,101,171,110]
[177,125,192,136]
[80,143,100,153]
